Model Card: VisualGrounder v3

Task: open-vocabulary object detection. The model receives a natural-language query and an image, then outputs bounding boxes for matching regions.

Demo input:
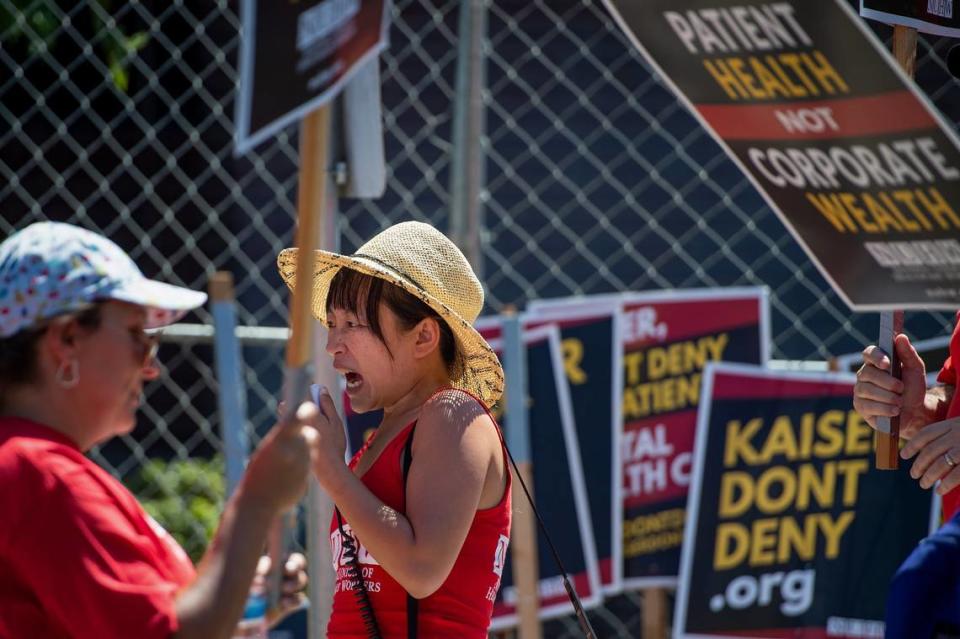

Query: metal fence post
[210,271,249,499]
[448,0,487,274]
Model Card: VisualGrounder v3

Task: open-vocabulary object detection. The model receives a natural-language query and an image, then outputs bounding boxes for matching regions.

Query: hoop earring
[55,359,80,389]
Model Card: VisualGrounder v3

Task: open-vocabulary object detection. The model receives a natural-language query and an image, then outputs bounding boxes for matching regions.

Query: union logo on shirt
[330,523,381,570]
[492,534,509,577]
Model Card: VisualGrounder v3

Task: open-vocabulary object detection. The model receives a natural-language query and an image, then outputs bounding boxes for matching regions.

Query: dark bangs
[326,267,387,338]
[326,267,457,369]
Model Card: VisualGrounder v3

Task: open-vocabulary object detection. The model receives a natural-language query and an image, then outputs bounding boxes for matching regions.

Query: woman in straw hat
[277,221,510,638]
[0,221,316,638]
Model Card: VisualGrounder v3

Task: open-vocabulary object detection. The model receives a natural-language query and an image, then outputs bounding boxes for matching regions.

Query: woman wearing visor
[0,222,317,638]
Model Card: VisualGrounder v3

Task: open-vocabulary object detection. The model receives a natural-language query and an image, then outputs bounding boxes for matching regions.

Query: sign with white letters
[604,0,960,310]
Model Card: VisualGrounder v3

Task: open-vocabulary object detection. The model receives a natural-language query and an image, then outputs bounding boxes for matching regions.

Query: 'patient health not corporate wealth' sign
[604,0,960,311]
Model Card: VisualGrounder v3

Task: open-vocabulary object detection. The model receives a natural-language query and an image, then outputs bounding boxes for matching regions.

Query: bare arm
[312,389,504,599]
[172,491,274,639]
[172,403,318,639]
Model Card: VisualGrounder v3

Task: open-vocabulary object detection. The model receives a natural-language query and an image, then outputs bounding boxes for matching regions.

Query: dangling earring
[55,359,80,389]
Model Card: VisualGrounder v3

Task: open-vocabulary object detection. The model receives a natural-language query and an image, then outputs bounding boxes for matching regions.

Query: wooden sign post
[875,25,915,470]
[268,105,331,608]
[876,309,904,469]
[642,589,667,639]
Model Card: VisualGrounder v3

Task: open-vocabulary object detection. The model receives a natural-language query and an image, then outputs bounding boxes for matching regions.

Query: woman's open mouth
[345,371,363,391]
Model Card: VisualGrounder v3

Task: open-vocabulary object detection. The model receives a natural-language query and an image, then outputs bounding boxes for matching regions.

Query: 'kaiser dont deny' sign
[603,0,960,311]
[676,363,934,638]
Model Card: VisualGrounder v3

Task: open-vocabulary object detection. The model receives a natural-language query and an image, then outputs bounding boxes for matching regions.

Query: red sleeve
[9,454,184,639]
[937,353,955,386]
[936,312,960,387]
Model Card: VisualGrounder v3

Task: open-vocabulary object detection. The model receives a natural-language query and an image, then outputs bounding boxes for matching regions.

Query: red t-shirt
[0,417,196,639]
[327,392,512,638]
[937,312,960,520]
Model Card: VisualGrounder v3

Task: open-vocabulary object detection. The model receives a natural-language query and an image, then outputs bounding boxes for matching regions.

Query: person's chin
[92,417,136,447]
[114,407,139,436]
[350,398,376,414]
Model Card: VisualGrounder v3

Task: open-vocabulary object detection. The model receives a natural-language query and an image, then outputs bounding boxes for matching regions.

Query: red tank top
[327,393,512,638]
[937,312,960,520]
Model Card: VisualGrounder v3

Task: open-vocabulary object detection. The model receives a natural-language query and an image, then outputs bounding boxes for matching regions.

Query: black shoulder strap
[402,425,418,639]
[402,425,415,480]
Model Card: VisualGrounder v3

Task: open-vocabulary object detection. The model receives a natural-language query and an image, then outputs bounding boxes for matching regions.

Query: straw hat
[277,221,504,408]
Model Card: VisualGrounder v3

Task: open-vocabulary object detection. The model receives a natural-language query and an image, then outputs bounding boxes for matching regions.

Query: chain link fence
[2,0,959,635]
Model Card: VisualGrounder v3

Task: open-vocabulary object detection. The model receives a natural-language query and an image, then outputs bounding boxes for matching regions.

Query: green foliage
[91,0,149,93]
[126,456,227,564]
[0,1,59,53]
[0,0,149,92]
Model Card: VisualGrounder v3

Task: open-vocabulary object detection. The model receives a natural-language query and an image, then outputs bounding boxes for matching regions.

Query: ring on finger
[946,450,958,468]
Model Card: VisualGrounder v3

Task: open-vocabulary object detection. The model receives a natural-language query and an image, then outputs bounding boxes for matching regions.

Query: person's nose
[325,326,344,356]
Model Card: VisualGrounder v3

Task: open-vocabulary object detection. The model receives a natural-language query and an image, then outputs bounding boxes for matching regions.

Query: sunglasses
[137,329,163,367]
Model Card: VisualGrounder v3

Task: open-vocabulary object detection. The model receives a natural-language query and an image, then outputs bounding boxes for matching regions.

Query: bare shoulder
[417,389,497,445]
[414,390,506,511]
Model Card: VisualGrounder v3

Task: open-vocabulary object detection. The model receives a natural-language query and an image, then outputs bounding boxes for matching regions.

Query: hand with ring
[900,417,960,493]
[946,451,959,469]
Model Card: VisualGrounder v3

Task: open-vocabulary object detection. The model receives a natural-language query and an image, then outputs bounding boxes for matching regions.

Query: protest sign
[603,0,960,310]
[532,288,770,588]
[525,303,625,594]
[477,320,603,627]
[861,0,960,37]
[235,0,389,153]
[675,362,935,638]
[619,289,768,588]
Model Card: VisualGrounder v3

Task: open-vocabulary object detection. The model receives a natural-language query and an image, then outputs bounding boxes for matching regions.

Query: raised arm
[173,403,318,639]
[311,389,505,599]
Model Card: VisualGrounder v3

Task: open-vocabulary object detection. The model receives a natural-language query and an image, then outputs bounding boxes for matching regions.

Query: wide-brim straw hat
[277,221,504,408]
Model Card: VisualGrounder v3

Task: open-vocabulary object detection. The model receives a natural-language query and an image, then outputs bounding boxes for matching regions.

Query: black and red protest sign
[526,303,625,594]
[618,288,768,588]
[476,321,603,627]
[676,363,934,638]
[604,0,960,311]
[235,0,389,153]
